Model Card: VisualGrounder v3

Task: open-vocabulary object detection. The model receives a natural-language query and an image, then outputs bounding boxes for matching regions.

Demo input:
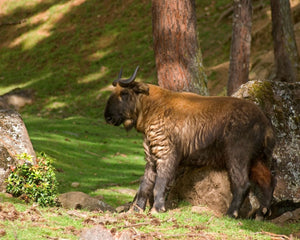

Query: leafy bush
[6,152,59,207]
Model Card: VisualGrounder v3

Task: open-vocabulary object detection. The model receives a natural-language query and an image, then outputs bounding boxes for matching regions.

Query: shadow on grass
[0,0,155,118]
[0,0,155,207]
[239,218,299,238]
[24,116,145,196]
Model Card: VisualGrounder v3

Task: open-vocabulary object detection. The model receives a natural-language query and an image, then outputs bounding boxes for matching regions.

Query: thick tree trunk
[152,0,208,95]
[270,0,300,82]
[227,0,252,96]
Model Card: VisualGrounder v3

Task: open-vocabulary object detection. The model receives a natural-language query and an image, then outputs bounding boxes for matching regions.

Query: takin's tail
[249,126,276,218]
[250,125,276,188]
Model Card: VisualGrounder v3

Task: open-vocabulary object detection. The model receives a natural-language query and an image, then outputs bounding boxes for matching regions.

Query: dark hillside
[2,0,299,114]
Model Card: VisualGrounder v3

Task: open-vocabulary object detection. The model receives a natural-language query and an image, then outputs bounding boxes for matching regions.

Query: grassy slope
[0,0,299,239]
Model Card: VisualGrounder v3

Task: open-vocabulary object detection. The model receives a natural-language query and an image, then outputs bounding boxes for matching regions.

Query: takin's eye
[120,90,131,101]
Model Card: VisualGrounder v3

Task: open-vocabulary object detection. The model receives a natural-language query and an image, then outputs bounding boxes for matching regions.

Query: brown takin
[104,66,276,218]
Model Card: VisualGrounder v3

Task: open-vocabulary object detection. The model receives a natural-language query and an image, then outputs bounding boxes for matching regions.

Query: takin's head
[104,66,149,131]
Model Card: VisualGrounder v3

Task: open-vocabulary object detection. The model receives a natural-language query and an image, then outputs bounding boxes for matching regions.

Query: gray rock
[271,208,300,224]
[80,225,114,240]
[71,182,80,188]
[80,225,135,240]
[58,192,115,212]
[0,109,36,191]
[233,80,300,202]
[0,88,34,111]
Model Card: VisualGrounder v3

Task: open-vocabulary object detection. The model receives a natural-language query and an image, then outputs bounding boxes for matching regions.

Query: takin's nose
[105,116,113,124]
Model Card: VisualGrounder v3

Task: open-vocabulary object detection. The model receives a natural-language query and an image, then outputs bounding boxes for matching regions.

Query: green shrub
[6,152,59,207]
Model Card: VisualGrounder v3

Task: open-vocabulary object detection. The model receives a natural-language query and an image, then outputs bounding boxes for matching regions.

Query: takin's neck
[135,85,173,133]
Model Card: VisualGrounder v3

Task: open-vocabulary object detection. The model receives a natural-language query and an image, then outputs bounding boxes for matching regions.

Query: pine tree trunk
[152,0,208,95]
[227,0,252,96]
[270,0,300,82]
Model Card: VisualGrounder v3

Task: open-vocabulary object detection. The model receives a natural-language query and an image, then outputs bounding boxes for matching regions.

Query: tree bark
[270,0,300,82]
[152,0,208,95]
[227,0,252,96]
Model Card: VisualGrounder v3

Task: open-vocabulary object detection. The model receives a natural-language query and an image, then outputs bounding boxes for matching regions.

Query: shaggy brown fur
[104,68,276,218]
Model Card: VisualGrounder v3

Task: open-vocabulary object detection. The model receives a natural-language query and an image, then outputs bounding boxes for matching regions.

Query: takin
[104,66,276,218]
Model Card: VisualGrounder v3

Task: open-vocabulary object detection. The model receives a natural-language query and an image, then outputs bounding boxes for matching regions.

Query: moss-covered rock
[0,109,36,192]
[233,80,300,202]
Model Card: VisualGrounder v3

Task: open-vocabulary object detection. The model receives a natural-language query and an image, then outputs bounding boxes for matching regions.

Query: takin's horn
[112,66,139,87]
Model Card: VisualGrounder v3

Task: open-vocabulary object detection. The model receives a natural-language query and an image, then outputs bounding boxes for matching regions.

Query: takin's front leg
[151,150,178,213]
[133,138,156,212]
[133,161,156,212]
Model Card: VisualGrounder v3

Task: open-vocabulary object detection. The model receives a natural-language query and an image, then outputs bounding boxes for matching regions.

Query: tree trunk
[270,0,300,82]
[227,0,252,96]
[152,0,208,95]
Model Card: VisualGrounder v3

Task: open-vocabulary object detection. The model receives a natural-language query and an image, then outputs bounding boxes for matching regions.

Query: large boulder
[167,80,299,217]
[0,109,36,192]
[167,168,232,215]
[167,167,256,218]
[232,80,299,202]
[0,88,36,192]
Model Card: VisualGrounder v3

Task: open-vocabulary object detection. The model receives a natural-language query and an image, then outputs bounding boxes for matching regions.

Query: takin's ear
[130,82,149,95]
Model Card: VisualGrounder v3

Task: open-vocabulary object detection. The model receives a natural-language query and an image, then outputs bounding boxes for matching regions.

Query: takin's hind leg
[226,169,251,218]
[226,151,251,218]
[250,160,276,220]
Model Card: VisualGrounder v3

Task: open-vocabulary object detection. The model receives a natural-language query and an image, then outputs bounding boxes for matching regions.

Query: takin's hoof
[226,210,239,219]
[150,206,166,214]
[254,207,271,221]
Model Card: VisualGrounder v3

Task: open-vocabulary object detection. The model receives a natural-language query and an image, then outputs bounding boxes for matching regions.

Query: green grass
[1,203,84,240]
[1,201,298,240]
[0,0,299,239]
[0,0,237,116]
[23,116,144,206]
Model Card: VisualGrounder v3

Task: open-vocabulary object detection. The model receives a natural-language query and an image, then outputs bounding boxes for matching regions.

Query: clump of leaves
[6,152,59,207]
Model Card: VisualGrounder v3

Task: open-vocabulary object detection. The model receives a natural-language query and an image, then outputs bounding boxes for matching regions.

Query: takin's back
[139,84,271,133]
[138,84,274,166]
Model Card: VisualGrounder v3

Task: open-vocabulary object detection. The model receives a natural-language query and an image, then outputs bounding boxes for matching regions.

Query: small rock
[71,182,80,188]
[116,203,131,213]
[58,192,115,212]
[271,208,300,224]
[272,211,294,224]
[80,225,114,240]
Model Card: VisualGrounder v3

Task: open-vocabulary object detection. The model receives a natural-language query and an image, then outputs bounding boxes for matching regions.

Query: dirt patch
[0,203,20,221]
[0,203,44,222]
[80,210,215,240]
